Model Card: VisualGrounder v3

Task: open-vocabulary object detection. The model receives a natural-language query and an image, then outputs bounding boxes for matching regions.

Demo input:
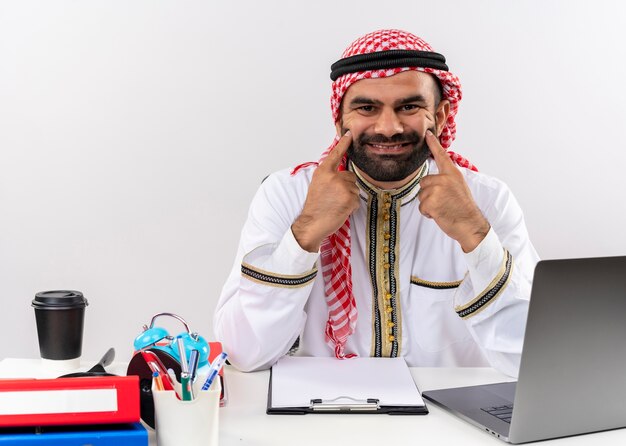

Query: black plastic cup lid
[32,290,89,310]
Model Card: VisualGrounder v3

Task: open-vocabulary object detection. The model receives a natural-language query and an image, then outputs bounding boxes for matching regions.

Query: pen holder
[152,376,220,446]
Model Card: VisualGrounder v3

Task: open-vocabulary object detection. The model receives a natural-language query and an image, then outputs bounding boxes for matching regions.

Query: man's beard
[344,128,433,182]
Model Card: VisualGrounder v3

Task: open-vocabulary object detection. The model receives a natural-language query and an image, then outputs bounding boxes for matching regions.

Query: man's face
[336,71,449,184]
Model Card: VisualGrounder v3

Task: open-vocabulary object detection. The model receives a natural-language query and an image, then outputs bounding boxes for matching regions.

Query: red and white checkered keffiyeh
[292,29,476,359]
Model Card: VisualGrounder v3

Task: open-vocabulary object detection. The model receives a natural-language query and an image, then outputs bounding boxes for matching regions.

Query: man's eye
[400,104,419,111]
[357,105,375,112]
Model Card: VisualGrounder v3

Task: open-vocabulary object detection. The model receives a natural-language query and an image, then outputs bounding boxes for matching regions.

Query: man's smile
[365,141,415,155]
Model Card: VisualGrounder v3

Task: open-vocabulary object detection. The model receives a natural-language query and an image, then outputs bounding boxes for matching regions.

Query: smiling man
[214,29,539,376]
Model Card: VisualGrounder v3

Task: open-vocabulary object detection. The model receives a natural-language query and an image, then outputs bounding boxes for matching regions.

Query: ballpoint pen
[146,361,181,397]
[152,371,165,391]
[175,337,194,401]
[201,352,228,391]
[188,349,199,383]
[140,350,180,399]
[177,337,189,375]
[181,372,193,401]
[142,357,174,390]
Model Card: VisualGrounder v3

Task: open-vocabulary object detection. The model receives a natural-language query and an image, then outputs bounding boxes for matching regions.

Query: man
[214,29,539,377]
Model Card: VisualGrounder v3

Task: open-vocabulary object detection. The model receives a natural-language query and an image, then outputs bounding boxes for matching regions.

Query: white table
[197,366,626,446]
[2,360,624,445]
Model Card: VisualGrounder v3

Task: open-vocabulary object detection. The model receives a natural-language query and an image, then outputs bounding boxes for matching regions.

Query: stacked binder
[0,366,147,445]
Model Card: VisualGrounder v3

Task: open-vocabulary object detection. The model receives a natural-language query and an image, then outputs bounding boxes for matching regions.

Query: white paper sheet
[270,356,425,408]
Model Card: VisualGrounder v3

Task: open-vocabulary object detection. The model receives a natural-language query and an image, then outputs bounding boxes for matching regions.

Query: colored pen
[141,351,180,399]
[181,372,193,401]
[153,371,165,391]
[177,337,189,374]
[201,352,228,391]
[147,361,181,399]
[188,349,199,383]
[145,361,174,390]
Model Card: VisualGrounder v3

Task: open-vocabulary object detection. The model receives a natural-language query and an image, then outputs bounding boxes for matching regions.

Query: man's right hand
[292,131,360,252]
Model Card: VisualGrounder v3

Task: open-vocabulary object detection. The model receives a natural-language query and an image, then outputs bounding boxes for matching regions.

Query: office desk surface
[1,360,623,445]
[152,366,624,446]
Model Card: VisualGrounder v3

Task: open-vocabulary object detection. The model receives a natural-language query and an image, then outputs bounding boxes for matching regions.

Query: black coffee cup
[32,290,89,360]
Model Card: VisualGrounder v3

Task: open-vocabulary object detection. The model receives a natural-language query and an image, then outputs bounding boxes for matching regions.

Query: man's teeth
[371,144,404,149]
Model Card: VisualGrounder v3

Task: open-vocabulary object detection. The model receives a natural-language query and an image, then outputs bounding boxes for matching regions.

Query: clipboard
[266,356,428,415]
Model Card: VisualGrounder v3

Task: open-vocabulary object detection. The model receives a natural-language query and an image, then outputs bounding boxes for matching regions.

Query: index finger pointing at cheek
[426,130,454,173]
[321,130,352,171]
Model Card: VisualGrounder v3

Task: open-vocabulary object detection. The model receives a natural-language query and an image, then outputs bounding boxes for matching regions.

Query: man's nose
[374,109,404,137]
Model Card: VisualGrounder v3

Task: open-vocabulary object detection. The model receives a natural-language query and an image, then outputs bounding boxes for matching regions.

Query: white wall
[1,0,625,362]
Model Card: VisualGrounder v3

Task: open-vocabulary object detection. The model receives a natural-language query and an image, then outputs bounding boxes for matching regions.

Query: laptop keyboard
[481,404,513,423]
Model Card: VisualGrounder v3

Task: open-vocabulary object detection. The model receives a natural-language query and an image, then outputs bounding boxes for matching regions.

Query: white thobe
[214,159,539,376]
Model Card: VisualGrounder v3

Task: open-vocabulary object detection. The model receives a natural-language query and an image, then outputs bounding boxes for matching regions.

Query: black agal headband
[330,49,448,81]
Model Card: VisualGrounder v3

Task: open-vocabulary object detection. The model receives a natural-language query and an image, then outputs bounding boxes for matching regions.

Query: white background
[1,0,625,362]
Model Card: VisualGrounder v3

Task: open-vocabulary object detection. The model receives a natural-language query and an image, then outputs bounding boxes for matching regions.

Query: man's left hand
[418,130,490,253]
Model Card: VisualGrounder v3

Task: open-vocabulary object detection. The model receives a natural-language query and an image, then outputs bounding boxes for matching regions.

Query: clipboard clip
[310,396,380,412]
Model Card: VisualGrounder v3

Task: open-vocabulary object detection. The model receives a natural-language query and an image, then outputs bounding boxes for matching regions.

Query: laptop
[422,256,626,443]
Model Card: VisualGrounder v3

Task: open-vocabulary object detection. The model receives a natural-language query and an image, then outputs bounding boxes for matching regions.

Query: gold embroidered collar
[350,160,429,204]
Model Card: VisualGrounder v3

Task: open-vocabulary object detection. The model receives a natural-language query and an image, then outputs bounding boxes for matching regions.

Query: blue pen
[201,352,228,391]
[188,349,199,383]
